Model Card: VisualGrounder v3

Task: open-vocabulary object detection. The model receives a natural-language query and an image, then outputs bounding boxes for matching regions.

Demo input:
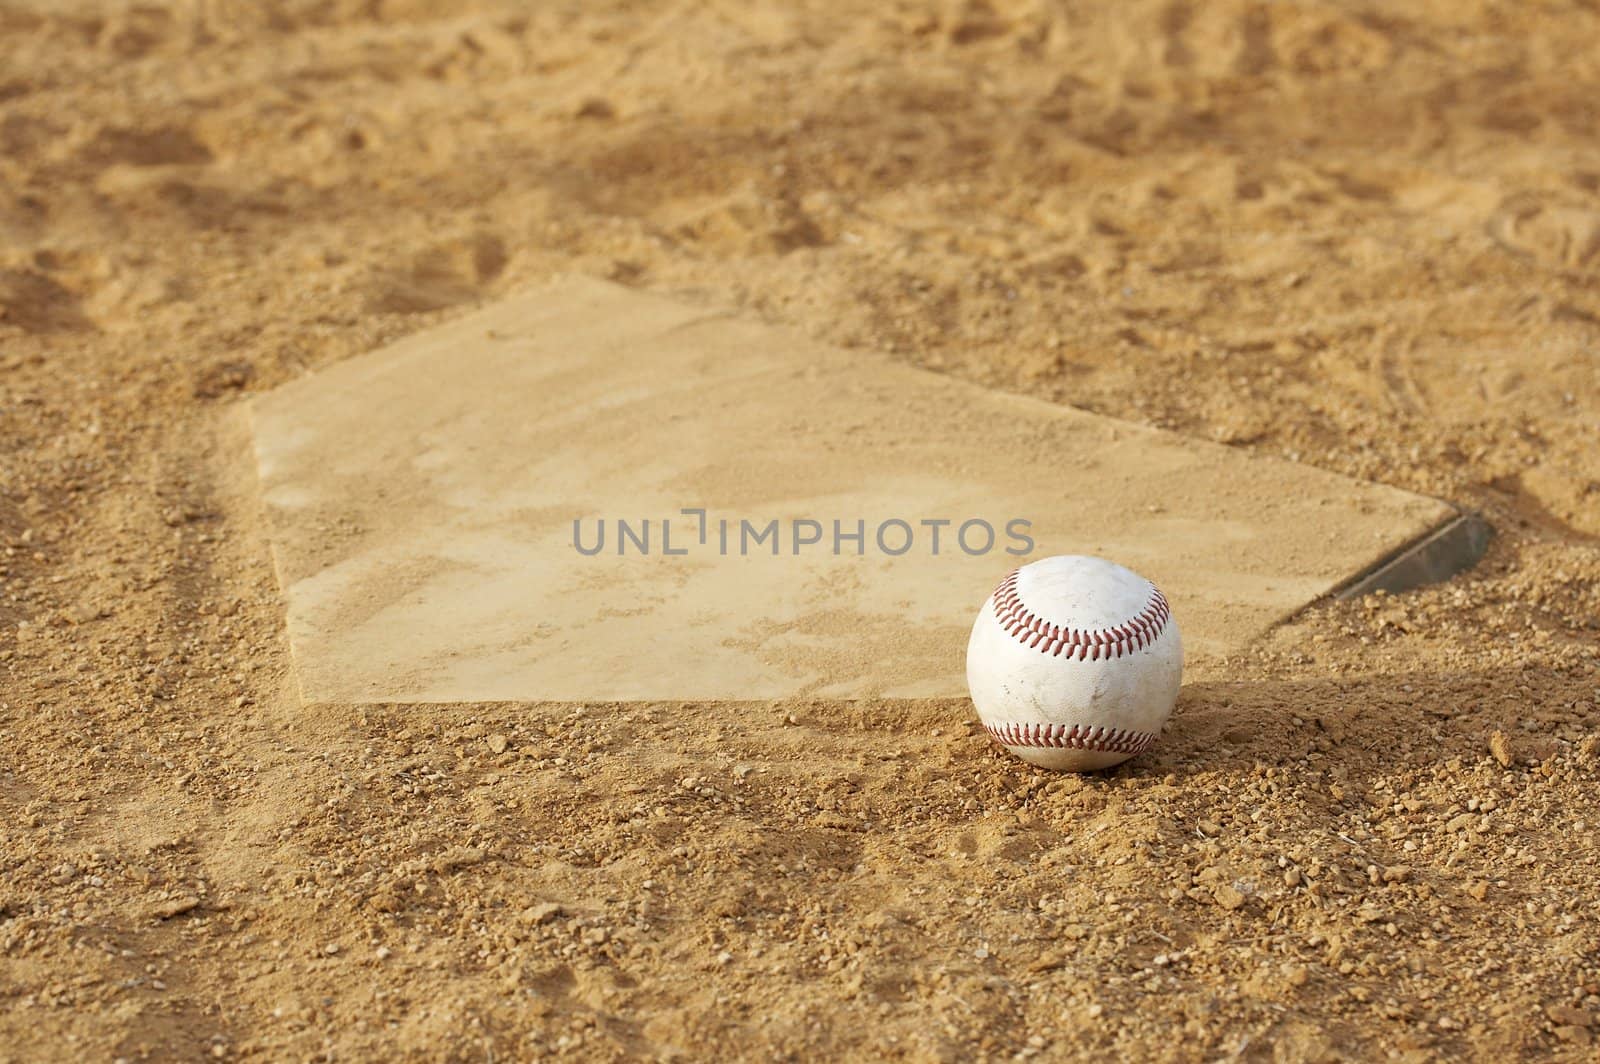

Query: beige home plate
[248,275,1464,704]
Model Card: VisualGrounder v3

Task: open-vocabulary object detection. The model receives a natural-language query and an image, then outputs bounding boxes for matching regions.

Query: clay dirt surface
[2,2,1600,1062]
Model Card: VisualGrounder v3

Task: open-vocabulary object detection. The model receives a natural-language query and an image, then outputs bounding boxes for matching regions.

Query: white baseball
[966,555,1182,771]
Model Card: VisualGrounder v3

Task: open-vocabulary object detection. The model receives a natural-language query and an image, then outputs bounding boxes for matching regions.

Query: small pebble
[1548,1004,1594,1028]
[1489,730,1515,768]
[1214,884,1246,911]
[526,902,563,925]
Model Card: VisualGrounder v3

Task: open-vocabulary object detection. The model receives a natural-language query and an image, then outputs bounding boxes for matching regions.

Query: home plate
[248,276,1469,704]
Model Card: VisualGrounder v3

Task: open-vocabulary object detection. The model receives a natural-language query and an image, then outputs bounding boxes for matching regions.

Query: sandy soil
[2,1,1599,1060]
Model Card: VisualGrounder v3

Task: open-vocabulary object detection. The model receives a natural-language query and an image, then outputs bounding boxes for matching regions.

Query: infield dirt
[2,2,1599,1061]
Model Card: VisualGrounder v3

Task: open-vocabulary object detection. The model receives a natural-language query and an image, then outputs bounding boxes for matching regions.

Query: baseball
[966,555,1183,771]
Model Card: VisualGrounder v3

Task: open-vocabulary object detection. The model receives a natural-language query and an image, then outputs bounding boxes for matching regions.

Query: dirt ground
[3,1,1599,1060]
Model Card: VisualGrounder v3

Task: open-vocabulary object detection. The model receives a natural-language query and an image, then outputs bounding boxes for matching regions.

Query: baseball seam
[990,569,1172,661]
[983,720,1159,755]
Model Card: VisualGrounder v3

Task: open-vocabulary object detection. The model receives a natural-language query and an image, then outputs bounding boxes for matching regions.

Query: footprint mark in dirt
[366,233,511,315]
[1489,201,1600,269]
[79,124,214,168]
[0,268,91,333]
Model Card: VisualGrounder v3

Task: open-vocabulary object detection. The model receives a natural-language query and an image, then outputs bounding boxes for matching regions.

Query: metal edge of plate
[1329,510,1494,601]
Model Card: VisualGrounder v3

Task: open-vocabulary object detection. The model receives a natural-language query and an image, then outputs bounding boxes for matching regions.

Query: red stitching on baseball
[983,720,1159,755]
[988,569,1171,661]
